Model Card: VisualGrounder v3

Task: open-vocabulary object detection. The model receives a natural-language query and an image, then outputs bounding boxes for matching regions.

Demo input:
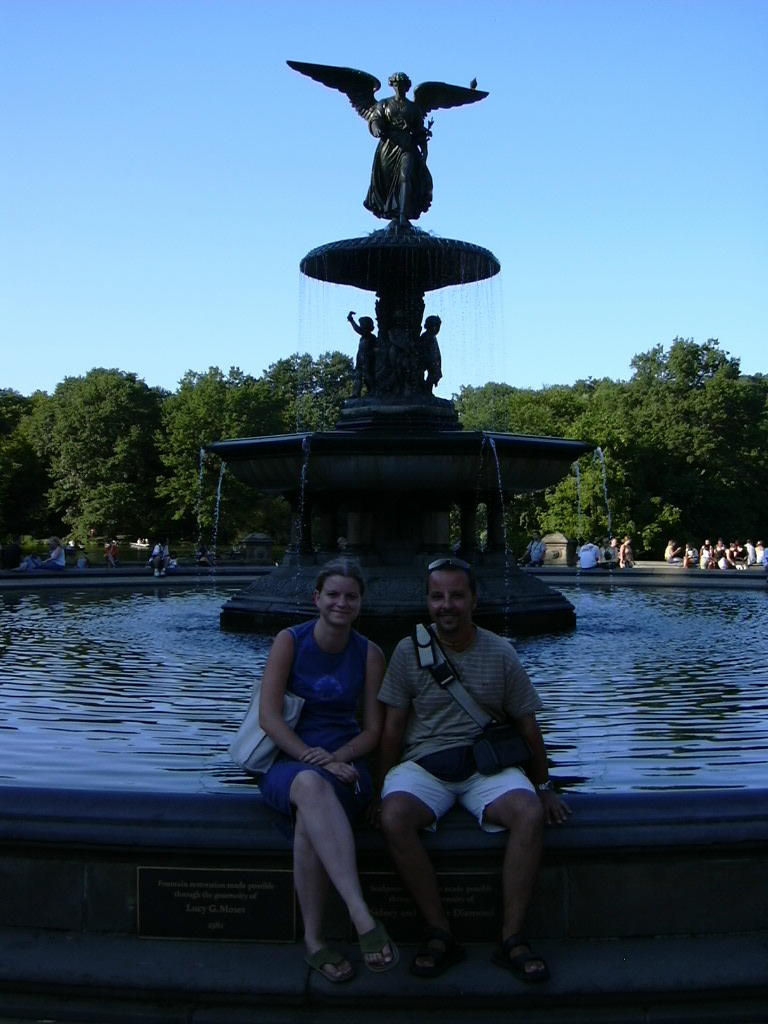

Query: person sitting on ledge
[148,539,170,577]
[603,537,619,567]
[699,539,713,570]
[372,557,569,983]
[18,537,66,572]
[664,540,682,564]
[682,542,698,568]
[519,530,546,568]
[195,544,214,566]
[730,540,748,570]
[619,535,634,568]
[577,540,601,570]
[258,558,397,982]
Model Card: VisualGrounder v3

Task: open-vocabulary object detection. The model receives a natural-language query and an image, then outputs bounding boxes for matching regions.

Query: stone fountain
[209,61,591,638]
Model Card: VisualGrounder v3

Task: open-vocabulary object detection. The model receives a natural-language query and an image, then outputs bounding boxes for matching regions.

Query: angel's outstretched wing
[287,60,381,121]
[413,81,489,115]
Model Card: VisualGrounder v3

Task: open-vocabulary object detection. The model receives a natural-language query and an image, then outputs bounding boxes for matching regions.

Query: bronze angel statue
[287,61,489,225]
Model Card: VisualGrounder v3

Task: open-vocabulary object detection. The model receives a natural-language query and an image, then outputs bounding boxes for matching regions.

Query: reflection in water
[0,585,766,793]
[516,586,768,791]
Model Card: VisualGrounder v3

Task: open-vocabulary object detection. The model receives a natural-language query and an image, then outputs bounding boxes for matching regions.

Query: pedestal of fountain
[211,224,592,639]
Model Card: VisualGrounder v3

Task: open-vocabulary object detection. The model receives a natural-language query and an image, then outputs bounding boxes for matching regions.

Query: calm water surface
[0,584,766,793]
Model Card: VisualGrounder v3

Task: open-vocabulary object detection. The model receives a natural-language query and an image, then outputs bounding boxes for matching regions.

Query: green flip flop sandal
[305,946,355,983]
[358,919,399,973]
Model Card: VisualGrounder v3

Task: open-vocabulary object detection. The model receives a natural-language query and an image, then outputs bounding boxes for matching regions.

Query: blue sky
[2,0,766,400]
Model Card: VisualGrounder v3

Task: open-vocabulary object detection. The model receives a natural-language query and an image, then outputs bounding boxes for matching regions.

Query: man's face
[426,569,477,637]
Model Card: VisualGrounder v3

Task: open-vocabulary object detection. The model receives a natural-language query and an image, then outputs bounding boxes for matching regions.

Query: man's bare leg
[380,791,463,972]
[484,788,547,978]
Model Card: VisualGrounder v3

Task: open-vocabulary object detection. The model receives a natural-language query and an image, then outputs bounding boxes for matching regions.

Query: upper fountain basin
[300,226,500,292]
[207,431,591,495]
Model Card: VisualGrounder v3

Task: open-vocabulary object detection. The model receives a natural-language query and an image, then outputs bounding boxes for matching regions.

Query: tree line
[1,338,766,558]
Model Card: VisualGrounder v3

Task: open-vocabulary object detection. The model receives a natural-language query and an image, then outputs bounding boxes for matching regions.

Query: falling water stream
[573,460,583,542]
[209,461,226,563]
[593,446,612,538]
[484,435,513,618]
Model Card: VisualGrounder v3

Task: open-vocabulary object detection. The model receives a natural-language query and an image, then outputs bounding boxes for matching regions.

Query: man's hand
[539,790,571,826]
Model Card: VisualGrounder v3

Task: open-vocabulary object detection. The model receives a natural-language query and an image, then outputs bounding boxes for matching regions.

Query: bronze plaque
[137,867,295,941]
[362,871,500,942]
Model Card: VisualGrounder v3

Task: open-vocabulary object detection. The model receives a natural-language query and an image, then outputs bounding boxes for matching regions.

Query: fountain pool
[1,583,765,794]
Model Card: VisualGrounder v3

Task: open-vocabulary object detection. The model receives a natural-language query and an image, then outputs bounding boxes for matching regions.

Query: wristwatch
[536,780,554,793]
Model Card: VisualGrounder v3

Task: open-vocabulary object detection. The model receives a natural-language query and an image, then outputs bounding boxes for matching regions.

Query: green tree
[26,369,166,540]
[155,353,353,548]
[156,366,285,542]
[0,390,54,536]
[263,351,355,431]
[456,339,768,556]
[618,339,767,549]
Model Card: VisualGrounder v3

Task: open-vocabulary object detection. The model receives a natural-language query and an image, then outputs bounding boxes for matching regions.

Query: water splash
[209,461,226,568]
[195,447,206,552]
[290,437,313,599]
[573,460,582,542]
[297,435,311,551]
[485,434,512,622]
[593,447,612,538]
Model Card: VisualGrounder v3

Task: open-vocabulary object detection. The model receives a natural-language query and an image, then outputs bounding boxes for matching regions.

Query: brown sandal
[410,927,466,978]
[492,933,550,983]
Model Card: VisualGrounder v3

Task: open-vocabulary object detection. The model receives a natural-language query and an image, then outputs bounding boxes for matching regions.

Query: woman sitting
[682,542,698,568]
[258,558,397,982]
[664,540,682,564]
[19,537,66,571]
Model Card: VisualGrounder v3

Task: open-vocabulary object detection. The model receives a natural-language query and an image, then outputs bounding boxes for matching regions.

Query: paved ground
[0,927,767,1023]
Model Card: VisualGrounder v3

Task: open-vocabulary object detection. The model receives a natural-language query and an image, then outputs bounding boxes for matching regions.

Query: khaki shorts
[381,758,535,834]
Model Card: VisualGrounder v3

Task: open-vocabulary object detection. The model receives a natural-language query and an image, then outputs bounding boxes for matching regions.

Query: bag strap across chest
[412,623,495,729]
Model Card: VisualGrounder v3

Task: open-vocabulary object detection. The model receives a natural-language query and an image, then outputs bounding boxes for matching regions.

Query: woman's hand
[300,746,334,766]
[324,761,359,786]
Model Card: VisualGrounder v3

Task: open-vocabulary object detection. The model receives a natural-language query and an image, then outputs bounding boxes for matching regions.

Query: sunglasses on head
[427,557,472,573]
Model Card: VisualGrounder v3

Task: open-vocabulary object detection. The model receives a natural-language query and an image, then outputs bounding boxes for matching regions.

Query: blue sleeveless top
[259,619,372,825]
[287,619,368,750]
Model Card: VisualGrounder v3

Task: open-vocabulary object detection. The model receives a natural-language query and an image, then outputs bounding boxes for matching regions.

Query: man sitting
[577,540,601,570]
[519,531,547,568]
[373,558,570,982]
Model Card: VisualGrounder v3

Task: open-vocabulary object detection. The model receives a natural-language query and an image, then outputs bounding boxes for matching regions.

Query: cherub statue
[347,311,377,397]
[418,315,443,394]
[287,61,489,226]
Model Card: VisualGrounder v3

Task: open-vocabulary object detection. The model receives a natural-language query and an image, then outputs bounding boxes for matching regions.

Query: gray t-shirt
[378,626,543,763]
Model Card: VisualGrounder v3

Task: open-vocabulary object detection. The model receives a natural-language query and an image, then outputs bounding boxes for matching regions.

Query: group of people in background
[12,536,66,572]
[665,538,766,571]
[578,536,634,570]
[519,531,636,571]
[0,534,222,574]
